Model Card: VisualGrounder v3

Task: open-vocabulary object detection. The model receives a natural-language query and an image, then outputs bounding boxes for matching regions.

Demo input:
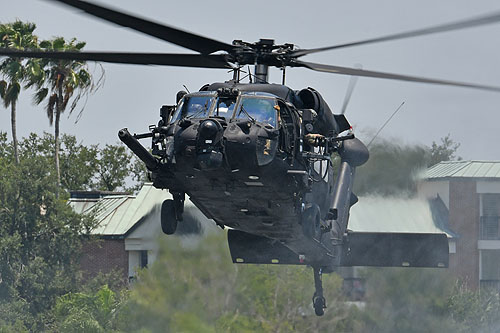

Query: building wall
[418,180,450,209]
[448,179,480,288]
[80,238,128,282]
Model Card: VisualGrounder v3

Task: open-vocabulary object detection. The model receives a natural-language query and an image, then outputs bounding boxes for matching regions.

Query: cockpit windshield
[213,97,236,118]
[235,97,277,127]
[171,94,214,122]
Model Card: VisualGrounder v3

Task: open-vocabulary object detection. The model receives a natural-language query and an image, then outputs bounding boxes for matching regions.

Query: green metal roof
[425,161,500,180]
[69,183,170,237]
[349,196,454,237]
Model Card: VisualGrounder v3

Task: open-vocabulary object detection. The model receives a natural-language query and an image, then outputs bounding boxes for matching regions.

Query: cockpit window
[236,97,277,127]
[213,97,236,118]
[171,95,214,122]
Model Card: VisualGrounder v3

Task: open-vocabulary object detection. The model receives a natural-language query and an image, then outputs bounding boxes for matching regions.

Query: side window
[277,101,296,154]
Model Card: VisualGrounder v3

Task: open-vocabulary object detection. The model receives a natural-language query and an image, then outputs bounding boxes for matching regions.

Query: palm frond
[62,86,73,110]
[32,88,48,105]
[5,82,20,105]
[0,80,6,99]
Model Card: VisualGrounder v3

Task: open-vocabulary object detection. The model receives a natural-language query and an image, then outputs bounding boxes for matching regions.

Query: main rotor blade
[291,10,500,57]
[340,64,361,114]
[295,60,500,92]
[0,48,231,68]
[49,0,234,54]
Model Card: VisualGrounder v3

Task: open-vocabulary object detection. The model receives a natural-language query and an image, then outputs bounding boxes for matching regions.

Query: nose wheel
[160,193,184,235]
[312,267,326,316]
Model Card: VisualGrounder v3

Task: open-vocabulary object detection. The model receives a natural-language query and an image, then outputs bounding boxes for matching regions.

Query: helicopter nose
[199,120,220,140]
[196,119,224,170]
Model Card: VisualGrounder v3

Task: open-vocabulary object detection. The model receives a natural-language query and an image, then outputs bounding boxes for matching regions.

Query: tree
[58,134,99,191]
[52,285,125,332]
[0,133,98,330]
[428,134,461,167]
[30,37,103,196]
[0,21,40,164]
[94,144,132,192]
[354,138,430,196]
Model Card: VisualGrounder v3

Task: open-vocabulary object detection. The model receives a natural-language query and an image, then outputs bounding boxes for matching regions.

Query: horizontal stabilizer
[341,232,449,268]
[227,229,303,265]
[228,229,449,268]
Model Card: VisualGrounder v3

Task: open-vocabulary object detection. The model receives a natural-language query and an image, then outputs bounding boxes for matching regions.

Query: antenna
[367,101,406,148]
[248,66,253,83]
[228,66,242,82]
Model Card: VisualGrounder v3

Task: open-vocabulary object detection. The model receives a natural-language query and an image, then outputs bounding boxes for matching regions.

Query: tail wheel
[301,204,321,239]
[313,295,326,316]
[161,199,177,235]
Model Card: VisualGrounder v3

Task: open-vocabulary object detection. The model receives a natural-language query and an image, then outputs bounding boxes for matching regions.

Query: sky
[1,0,500,160]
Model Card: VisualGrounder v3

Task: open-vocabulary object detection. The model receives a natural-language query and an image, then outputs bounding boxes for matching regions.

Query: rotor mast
[254,39,275,83]
[254,63,269,83]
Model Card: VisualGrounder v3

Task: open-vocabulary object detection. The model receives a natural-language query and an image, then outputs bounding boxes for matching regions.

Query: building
[418,160,500,289]
[70,183,211,282]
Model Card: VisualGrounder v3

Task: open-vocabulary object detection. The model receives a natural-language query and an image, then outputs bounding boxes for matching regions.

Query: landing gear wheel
[161,199,177,235]
[313,294,326,316]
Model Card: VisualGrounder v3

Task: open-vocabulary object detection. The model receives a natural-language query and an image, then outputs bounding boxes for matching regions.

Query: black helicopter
[3,0,500,316]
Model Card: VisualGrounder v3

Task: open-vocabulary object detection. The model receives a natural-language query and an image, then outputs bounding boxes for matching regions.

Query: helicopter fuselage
[149,82,350,268]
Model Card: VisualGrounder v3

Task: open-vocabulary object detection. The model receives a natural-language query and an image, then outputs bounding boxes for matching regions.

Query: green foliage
[0,131,148,329]
[354,138,429,196]
[0,133,98,330]
[21,132,98,191]
[114,233,359,332]
[52,285,123,332]
[10,132,144,193]
[94,144,131,192]
[447,282,500,332]
[354,134,462,196]
[0,319,28,333]
[360,268,457,332]
[428,134,461,167]
[59,134,99,191]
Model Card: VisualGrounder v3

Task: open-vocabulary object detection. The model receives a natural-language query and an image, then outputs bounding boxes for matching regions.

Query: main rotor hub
[231,39,295,83]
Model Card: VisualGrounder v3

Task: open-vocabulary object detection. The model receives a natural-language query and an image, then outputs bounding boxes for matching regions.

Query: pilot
[217,98,235,116]
[254,99,277,127]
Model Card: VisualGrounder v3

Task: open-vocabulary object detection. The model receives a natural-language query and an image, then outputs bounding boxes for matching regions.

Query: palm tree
[31,37,103,196]
[0,21,40,164]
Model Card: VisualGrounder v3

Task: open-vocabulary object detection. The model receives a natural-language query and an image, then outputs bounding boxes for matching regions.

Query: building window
[140,250,148,268]
[483,194,500,216]
[481,250,500,292]
[480,194,500,240]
